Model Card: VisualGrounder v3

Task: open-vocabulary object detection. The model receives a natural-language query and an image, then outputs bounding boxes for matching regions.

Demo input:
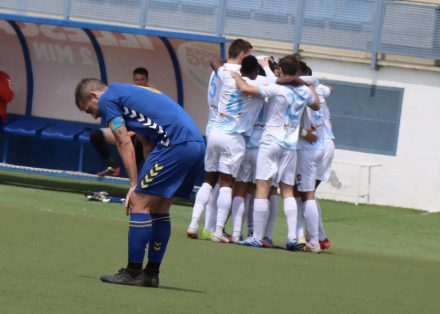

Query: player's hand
[258,57,269,68]
[304,130,318,144]
[124,185,136,215]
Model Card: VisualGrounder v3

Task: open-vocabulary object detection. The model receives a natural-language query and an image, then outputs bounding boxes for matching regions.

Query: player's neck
[226,58,240,65]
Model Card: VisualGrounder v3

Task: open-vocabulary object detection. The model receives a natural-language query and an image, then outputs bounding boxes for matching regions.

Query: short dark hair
[240,55,259,80]
[297,61,308,76]
[228,39,253,59]
[133,67,149,77]
[74,78,107,108]
[278,55,299,76]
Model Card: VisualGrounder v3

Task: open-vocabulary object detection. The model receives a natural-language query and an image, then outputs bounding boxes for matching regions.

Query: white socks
[304,199,319,245]
[214,187,233,237]
[296,197,305,240]
[265,194,278,239]
[189,182,212,230]
[231,196,245,238]
[204,183,220,232]
[252,199,269,241]
[316,199,327,241]
[283,197,297,242]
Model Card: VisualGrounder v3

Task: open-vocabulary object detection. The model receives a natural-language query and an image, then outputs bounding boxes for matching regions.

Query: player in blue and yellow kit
[74,79,205,287]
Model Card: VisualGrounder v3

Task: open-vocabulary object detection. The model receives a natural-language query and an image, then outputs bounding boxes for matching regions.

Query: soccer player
[312,67,334,250]
[209,54,270,243]
[230,58,279,245]
[186,39,253,242]
[231,55,319,250]
[0,69,14,126]
[90,67,150,177]
[295,63,325,253]
[295,62,333,252]
[186,60,223,240]
[74,78,205,287]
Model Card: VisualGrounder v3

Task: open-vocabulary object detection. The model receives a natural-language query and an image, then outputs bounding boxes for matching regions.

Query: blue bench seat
[3,119,48,137]
[41,124,85,141]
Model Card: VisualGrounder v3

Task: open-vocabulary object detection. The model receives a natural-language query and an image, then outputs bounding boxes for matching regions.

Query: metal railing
[1,0,439,68]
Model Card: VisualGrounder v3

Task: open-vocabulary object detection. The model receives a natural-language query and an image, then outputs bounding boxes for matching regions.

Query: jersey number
[226,91,243,114]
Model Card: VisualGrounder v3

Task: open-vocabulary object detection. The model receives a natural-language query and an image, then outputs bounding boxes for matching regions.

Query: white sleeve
[258,83,280,98]
[263,66,277,83]
[300,75,319,87]
[318,84,331,98]
[216,66,227,80]
[303,86,316,107]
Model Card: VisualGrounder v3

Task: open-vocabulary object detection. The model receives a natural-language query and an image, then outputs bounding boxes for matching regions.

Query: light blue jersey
[258,83,315,150]
[317,84,335,140]
[214,65,267,134]
[247,99,268,149]
[299,106,325,150]
[205,70,221,137]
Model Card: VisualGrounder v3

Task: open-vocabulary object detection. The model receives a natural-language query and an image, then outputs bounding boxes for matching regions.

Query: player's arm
[230,71,261,96]
[210,56,226,73]
[276,76,305,87]
[112,124,137,186]
[319,84,332,98]
[109,117,138,213]
[299,127,318,144]
[306,84,320,111]
[258,57,277,83]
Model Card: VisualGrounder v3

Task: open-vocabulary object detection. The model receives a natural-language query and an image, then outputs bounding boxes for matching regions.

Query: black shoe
[100,268,142,286]
[142,272,159,288]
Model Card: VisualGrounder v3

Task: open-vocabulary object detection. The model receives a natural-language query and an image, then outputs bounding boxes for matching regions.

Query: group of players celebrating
[187,39,335,253]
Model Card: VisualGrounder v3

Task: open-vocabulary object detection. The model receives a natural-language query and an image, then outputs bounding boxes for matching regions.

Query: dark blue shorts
[135,141,205,199]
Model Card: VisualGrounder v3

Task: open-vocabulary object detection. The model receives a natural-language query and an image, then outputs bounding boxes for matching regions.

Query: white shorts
[204,128,246,178]
[205,121,214,140]
[255,140,297,186]
[316,139,335,182]
[296,149,325,192]
[236,148,258,183]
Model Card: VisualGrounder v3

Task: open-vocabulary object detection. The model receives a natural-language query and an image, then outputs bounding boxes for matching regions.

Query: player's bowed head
[74,78,108,119]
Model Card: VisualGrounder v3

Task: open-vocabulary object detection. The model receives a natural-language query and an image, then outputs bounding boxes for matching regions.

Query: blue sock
[128,213,152,267]
[148,214,171,266]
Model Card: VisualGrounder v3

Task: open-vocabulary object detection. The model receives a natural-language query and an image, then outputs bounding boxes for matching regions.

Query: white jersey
[247,99,269,149]
[214,65,266,134]
[317,84,335,140]
[205,70,221,136]
[299,106,325,150]
[263,66,277,83]
[258,83,315,150]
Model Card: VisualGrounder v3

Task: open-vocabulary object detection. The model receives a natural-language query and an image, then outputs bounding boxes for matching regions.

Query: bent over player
[74,79,205,287]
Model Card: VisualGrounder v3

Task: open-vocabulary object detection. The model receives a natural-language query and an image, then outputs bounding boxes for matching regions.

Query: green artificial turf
[0,181,439,314]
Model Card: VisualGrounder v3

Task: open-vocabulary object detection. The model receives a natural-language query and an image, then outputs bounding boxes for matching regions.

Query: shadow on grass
[158,285,204,294]
[79,274,204,294]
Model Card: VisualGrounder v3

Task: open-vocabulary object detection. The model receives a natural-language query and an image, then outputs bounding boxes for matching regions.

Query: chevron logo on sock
[153,241,162,251]
[123,106,170,147]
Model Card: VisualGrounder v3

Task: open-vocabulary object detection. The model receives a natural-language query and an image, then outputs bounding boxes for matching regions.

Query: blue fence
[1,0,439,68]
